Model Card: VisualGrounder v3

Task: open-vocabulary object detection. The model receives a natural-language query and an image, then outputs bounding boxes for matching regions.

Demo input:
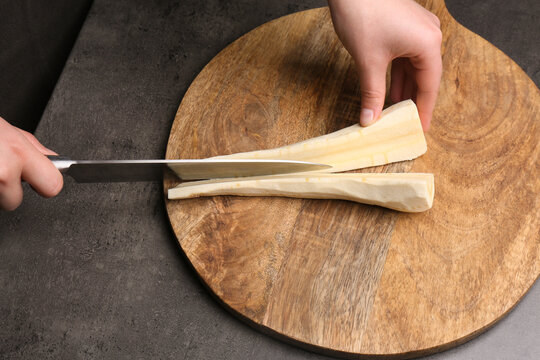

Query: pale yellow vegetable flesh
[212,100,427,172]
[169,100,434,212]
[168,173,434,213]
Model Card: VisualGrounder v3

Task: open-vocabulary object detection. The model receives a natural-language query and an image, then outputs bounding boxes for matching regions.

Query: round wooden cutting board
[164,1,539,358]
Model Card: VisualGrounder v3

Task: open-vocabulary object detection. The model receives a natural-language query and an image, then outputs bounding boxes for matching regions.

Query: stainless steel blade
[47,156,331,183]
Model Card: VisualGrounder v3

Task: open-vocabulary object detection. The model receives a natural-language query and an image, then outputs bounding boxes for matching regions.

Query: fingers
[0,182,24,211]
[0,159,24,211]
[16,129,62,196]
[0,118,63,210]
[391,51,441,130]
[328,0,442,130]
[0,151,62,210]
[411,52,442,131]
[402,71,416,102]
[406,21,442,130]
[390,58,405,103]
[19,129,57,155]
[391,58,417,103]
[21,151,63,198]
[357,59,388,127]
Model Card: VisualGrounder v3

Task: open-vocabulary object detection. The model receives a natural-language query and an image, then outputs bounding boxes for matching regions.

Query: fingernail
[360,108,375,127]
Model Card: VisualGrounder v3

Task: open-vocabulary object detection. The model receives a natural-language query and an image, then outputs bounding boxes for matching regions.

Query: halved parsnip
[212,100,426,172]
[169,173,434,212]
[170,100,433,212]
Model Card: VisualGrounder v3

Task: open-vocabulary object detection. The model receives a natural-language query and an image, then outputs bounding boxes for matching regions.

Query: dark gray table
[1,1,538,359]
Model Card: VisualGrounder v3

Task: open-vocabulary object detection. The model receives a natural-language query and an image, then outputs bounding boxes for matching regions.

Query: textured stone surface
[0,0,92,132]
[0,0,538,359]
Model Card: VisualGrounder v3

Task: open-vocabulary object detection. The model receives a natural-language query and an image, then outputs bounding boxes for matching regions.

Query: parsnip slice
[213,100,426,172]
[170,100,433,212]
[168,173,434,212]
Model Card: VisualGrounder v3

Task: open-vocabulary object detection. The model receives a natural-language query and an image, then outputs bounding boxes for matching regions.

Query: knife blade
[47,156,331,183]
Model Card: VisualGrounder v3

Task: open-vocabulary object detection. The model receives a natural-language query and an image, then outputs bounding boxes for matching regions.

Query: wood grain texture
[164,1,539,358]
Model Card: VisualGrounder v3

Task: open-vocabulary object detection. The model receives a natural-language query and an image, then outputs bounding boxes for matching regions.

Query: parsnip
[169,100,434,212]
[169,173,434,212]
[212,100,426,172]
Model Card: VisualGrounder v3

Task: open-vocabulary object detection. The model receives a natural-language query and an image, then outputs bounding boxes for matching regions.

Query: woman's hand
[328,0,442,130]
[0,117,63,210]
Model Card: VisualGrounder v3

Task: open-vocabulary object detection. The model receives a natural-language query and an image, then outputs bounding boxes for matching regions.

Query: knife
[47,156,331,183]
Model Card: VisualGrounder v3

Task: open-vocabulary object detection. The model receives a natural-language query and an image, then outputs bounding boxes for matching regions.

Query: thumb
[357,60,388,127]
[18,129,57,155]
